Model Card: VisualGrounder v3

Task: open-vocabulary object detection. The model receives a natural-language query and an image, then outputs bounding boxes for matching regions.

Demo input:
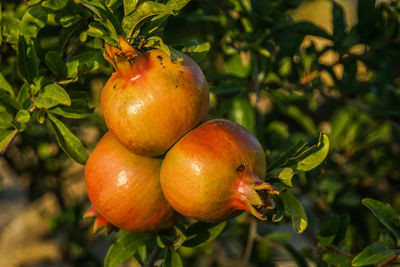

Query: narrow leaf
[280,191,308,233]
[0,129,16,151]
[33,83,71,109]
[362,198,400,239]
[290,134,330,173]
[0,73,14,96]
[166,0,191,10]
[0,112,14,129]
[104,231,155,267]
[17,37,39,82]
[47,113,88,164]
[352,243,395,266]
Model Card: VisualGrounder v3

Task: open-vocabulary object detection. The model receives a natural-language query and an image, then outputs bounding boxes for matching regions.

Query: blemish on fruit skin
[157,55,163,62]
[113,84,117,90]
[236,164,246,172]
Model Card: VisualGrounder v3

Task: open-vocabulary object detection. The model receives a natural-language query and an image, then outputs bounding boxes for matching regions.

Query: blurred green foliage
[0,0,400,266]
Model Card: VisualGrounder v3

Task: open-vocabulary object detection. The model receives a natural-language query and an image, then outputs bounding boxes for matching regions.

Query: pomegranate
[84,132,180,233]
[101,37,209,157]
[160,119,279,223]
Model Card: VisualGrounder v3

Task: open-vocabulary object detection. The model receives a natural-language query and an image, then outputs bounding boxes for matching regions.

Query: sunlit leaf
[0,129,16,152]
[122,2,174,37]
[33,83,71,109]
[47,113,88,164]
[21,6,48,37]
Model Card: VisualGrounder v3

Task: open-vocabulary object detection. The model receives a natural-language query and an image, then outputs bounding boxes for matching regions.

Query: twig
[144,246,162,267]
[242,218,257,265]
[377,255,398,267]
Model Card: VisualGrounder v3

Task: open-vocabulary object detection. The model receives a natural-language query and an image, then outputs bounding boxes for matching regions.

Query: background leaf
[280,191,308,233]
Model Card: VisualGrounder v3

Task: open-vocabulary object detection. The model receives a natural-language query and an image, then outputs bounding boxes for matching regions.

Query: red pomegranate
[101,37,209,157]
[160,119,279,223]
[84,132,180,233]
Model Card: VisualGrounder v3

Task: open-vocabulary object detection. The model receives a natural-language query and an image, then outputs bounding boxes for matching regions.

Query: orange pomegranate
[160,119,279,223]
[85,132,180,233]
[101,37,209,157]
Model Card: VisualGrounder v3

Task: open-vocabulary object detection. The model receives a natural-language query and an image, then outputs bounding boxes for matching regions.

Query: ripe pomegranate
[101,37,209,157]
[84,132,180,233]
[160,119,279,223]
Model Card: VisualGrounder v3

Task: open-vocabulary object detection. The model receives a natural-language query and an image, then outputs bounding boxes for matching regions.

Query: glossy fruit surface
[101,37,209,157]
[160,119,279,223]
[85,132,180,232]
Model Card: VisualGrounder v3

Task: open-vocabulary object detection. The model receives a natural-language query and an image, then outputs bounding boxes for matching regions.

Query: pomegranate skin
[101,38,209,157]
[160,119,279,223]
[85,132,180,233]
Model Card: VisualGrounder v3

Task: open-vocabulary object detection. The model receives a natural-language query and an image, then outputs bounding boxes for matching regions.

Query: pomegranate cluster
[84,37,279,234]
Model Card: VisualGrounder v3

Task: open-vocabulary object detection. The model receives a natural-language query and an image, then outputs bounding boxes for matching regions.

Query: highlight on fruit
[84,132,180,233]
[160,119,280,223]
[101,36,209,157]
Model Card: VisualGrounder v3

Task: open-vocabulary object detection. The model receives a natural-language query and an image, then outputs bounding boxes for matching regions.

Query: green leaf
[66,49,106,77]
[49,94,94,119]
[78,0,122,39]
[317,214,341,247]
[322,252,351,266]
[163,248,183,267]
[0,112,14,129]
[144,36,171,56]
[45,51,67,77]
[267,167,294,187]
[46,113,88,164]
[166,0,191,11]
[87,22,117,45]
[123,0,140,15]
[21,6,48,38]
[15,110,30,124]
[33,83,71,109]
[285,105,318,135]
[122,2,174,37]
[280,191,308,233]
[1,16,21,44]
[265,231,292,243]
[0,73,14,97]
[228,95,255,134]
[181,40,210,62]
[0,129,16,152]
[0,2,2,45]
[290,134,330,173]
[362,198,400,239]
[17,37,39,83]
[183,221,226,247]
[332,2,346,41]
[352,243,395,266]
[42,0,68,10]
[104,231,155,267]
